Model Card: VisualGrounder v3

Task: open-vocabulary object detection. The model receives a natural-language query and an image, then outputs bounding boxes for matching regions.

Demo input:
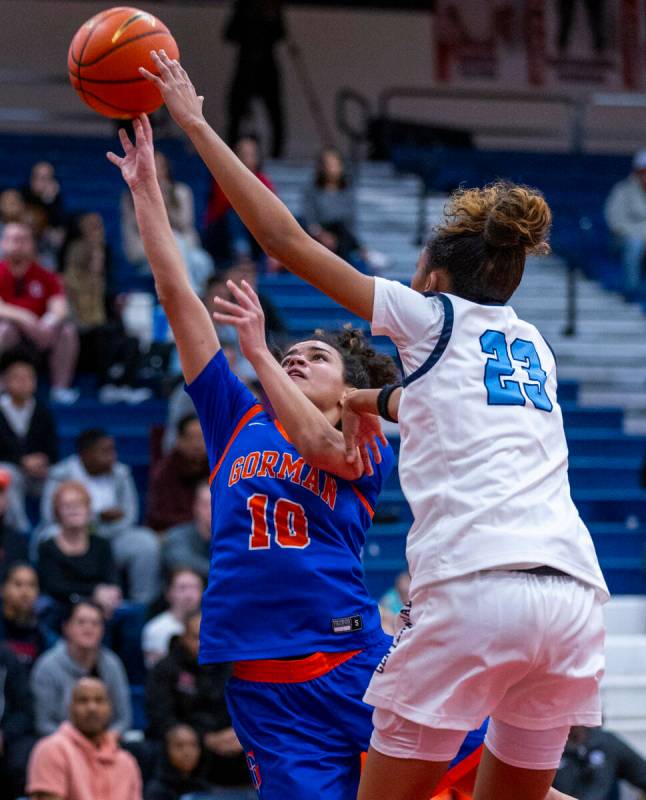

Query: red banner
[432,0,646,90]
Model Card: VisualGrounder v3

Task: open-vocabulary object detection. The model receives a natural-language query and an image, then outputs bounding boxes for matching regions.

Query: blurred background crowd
[2,0,646,799]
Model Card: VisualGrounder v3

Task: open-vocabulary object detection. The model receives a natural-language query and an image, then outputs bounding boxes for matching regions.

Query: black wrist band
[377,383,401,423]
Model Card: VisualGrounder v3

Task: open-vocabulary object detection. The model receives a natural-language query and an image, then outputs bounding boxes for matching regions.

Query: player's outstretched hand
[212,280,269,364]
[106,115,157,192]
[140,50,205,132]
[342,391,386,477]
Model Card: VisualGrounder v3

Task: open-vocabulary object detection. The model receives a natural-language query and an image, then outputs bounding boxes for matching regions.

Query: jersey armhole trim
[402,293,454,388]
[209,404,263,485]
[351,485,375,518]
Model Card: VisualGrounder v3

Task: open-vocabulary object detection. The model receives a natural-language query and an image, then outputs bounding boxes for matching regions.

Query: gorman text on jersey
[227,450,338,511]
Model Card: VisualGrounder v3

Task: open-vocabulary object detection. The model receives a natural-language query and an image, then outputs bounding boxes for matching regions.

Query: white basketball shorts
[364,569,605,732]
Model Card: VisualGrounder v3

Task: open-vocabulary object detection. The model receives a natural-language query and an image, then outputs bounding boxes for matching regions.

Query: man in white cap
[605,150,646,298]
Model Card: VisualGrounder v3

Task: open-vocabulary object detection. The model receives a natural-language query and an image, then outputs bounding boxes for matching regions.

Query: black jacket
[145,640,232,740]
[0,400,58,465]
[0,521,29,580]
[144,758,214,800]
[554,727,646,799]
[0,644,34,740]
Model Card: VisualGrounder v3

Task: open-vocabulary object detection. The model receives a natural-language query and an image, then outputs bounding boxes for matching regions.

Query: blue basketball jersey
[186,351,394,663]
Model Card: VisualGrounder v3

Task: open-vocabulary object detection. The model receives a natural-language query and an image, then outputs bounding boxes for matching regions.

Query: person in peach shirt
[26,676,141,800]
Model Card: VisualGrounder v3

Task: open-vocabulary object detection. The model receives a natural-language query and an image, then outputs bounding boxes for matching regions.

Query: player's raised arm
[140,50,375,322]
[213,280,382,480]
[107,115,219,383]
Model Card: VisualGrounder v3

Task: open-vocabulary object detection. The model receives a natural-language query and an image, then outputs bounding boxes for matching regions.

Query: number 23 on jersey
[480,329,553,412]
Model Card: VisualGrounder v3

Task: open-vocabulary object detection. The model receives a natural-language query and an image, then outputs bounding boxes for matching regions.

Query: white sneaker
[50,387,80,405]
[121,386,153,404]
[98,384,124,404]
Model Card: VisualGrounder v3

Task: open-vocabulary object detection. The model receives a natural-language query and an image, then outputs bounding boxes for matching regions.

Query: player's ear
[425,268,450,294]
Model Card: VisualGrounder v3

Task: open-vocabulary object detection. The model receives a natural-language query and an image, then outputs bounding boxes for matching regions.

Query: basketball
[67,6,179,119]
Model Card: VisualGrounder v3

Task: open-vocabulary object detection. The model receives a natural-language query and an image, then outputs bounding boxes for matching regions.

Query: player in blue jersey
[135,51,582,800]
[106,113,399,799]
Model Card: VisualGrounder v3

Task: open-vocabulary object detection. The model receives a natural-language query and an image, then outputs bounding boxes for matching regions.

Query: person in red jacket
[146,414,209,533]
[0,223,78,404]
[203,134,275,266]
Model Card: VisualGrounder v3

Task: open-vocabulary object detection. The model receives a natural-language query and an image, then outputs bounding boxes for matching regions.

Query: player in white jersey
[141,52,602,800]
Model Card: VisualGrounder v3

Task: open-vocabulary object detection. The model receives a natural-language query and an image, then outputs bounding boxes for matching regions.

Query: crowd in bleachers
[2,118,646,798]
[0,128,392,798]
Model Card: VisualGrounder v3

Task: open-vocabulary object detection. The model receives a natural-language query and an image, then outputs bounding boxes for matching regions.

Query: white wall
[0,1,645,155]
[0,0,433,156]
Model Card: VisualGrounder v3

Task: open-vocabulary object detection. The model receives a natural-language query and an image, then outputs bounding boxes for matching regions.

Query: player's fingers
[212,312,242,327]
[360,445,374,476]
[157,49,176,76]
[213,296,246,317]
[379,430,388,447]
[241,280,264,311]
[117,128,133,154]
[140,113,154,142]
[133,117,145,145]
[344,429,358,460]
[227,280,256,311]
[150,50,173,80]
[139,66,162,87]
[106,152,124,168]
[370,437,382,465]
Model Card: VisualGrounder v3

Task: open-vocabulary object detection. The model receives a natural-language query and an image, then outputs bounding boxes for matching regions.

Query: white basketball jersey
[372,277,608,599]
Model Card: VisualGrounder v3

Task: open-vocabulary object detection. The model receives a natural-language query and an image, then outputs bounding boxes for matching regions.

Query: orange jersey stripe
[274,419,291,442]
[351,485,375,518]
[434,744,483,795]
[209,404,263,485]
[233,650,361,683]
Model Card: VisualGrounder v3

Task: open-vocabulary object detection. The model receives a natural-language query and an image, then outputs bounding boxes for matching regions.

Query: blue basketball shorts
[226,635,487,799]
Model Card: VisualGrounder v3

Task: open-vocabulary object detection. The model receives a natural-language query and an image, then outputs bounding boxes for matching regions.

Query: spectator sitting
[553,725,646,799]
[605,150,646,298]
[122,152,213,294]
[0,468,29,574]
[142,567,203,668]
[225,259,286,343]
[0,563,50,671]
[0,352,58,498]
[21,161,67,270]
[146,610,249,788]
[144,724,214,800]
[37,481,122,620]
[161,483,212,580]
[64,213,145,402]
[27,676,142,800]
[21,161,66,232]
[31,600,132,737]
[0,189,26,239]
[41,429,160,604]
[146,414,209,533]
[0,222,79,405]
[379,570,411,635]
[302,147,355,241]
[0,643,36,799]
[203,134,275,265]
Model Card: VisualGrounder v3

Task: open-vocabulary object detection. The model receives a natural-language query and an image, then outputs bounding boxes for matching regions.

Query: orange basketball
[68,6,179,119]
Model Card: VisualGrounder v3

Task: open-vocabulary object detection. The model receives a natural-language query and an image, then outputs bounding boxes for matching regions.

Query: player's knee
[370,709,464,763]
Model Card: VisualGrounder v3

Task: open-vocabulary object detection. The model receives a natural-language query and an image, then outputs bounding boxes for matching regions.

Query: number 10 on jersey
[480,330,553,411]
[247,493,311,550]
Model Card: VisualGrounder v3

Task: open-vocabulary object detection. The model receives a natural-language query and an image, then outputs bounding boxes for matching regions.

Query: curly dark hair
[425,180,552,303]
[282,325,400,389]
